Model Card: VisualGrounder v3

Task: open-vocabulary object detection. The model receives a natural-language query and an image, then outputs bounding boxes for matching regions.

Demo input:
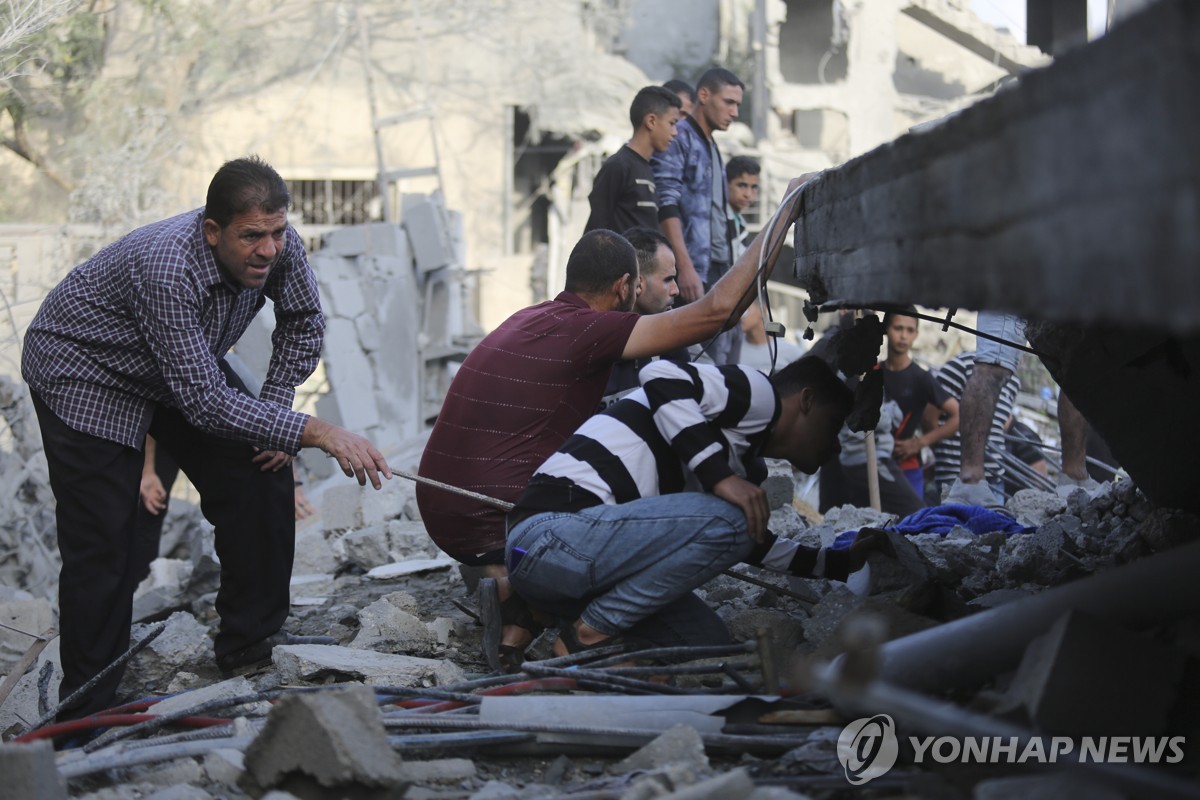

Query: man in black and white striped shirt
[506,357,880,654]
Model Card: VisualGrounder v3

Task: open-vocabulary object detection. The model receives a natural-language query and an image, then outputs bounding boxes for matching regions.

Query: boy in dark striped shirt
[506,356,885,656]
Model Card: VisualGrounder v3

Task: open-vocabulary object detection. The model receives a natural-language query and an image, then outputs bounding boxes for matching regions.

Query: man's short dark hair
[696,67,744,95]
[663,79,696,105]
[564,230,638,296]
[629,86,683,130]
[623,227,671,277]
[882,306,921,330]
[770,356,853,415]
[205,156,291,227]
[726,155,760,182]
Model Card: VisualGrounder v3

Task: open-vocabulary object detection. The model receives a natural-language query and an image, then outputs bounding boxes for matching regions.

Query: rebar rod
[23,622,165,735]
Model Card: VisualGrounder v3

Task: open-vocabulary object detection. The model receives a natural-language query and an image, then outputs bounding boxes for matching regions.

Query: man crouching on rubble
[22,156,391,721]
[504,357,889,658]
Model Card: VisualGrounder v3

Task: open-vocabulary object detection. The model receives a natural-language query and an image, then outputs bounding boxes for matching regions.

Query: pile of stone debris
[1,425,1197,798]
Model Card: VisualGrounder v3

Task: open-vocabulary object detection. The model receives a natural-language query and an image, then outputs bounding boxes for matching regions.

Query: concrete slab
[0,740,67,800]
[614,724,710,774]
[243,684,405,792]
[272,644,464,687]
[793,0,1200,332]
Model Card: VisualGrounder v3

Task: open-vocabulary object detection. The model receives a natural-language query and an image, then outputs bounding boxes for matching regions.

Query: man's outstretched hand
[301,417,392,489]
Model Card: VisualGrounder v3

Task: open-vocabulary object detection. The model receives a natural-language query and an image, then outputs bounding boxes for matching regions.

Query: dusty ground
[2,443,1198,799]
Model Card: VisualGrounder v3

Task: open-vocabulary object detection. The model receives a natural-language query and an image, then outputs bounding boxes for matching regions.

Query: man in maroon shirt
[418,175,813,669]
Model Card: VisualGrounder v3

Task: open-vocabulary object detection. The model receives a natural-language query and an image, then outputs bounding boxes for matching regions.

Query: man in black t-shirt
[586,86,682,233]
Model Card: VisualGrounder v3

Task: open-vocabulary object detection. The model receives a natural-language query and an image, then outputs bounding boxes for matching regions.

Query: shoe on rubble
[1055,473,1102,499]
[943,478,1008,512]
[216,631,335,677]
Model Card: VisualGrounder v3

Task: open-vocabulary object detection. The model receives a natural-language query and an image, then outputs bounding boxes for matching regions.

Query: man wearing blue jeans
[944,312,1097,508]
[505,357,881,655]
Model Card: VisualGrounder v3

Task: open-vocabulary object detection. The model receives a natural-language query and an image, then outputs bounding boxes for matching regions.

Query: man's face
[699,83,742,132]
[783,398,846,474]
[203,208,288,290]
[635,244,679,315]
[676,92,694,117]
[648,106,682,153]
[728,172,759,213]
[886,315,918,356]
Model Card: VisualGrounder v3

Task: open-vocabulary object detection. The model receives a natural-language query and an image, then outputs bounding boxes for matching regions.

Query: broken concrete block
[243,684,406,793]
[397,758,476,783]
[1004,609,1185,736]
[0,597,53,659]
[768,505,810,542]
[359,480,407,528]
[365,557,455,581]
[150,676,258,717]
[351,593,438,653]
[323,274,367,319]
[126,757,205,789]
[291,526,339,575]
[273,644,464,687]
[1008,489,1067,527]
[727,609,803,655]
[142,785,214,800]
[132,559,193,622]
[762,460,795,510]
[468,781,524,799]
[656,768,755,799]
[614,724,710,774]
[338,524,394,568]
[429,616,467,647]
[120,612,213,697]
[321,483,368,532]
[0,637,60,738]
[0,740,67,800]
[202,747,246,786]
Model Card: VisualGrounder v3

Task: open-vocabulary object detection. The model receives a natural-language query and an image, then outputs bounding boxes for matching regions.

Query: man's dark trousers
[32,394,294,721]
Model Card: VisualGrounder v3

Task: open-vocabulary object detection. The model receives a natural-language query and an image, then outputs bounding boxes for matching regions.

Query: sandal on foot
[556,624,635,656]
[478,578,545,673]
[477,578,505,672]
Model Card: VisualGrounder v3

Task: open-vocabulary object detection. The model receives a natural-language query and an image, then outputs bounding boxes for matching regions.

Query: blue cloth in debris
[830,504,1033,550]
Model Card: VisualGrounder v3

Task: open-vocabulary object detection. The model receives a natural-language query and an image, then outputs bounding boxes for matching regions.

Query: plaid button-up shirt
[22,209,324,453]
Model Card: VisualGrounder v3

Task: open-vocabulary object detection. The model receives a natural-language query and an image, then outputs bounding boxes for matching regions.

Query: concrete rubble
[0,447,1193,799]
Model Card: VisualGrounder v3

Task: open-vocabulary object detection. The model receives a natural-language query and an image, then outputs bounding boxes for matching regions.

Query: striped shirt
[22,209,322,453]
[931,352,1020,485]
[515,360,779,515]
[512,360,849,578]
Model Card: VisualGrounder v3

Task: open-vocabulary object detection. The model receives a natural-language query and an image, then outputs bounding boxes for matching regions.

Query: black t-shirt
[585,145,659,234]
[880,361,951,443]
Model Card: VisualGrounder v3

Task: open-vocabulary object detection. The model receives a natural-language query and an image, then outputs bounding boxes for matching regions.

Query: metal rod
[757,629,779,694]
[23,621,165,735]
[380,714,810,753]
[721,568,816,607]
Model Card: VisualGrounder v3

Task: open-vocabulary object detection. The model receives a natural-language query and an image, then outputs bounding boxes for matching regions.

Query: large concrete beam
[793,0,1200,334]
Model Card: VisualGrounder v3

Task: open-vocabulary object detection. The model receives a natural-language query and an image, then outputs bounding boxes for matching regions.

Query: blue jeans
[506,493,754,647]
[976,311,1026,373]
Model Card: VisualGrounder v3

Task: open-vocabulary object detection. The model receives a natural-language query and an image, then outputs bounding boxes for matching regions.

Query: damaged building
[1,0,1199,798]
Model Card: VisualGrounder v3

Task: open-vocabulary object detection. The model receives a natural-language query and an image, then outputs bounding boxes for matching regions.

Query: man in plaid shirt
[22,156,391,721]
